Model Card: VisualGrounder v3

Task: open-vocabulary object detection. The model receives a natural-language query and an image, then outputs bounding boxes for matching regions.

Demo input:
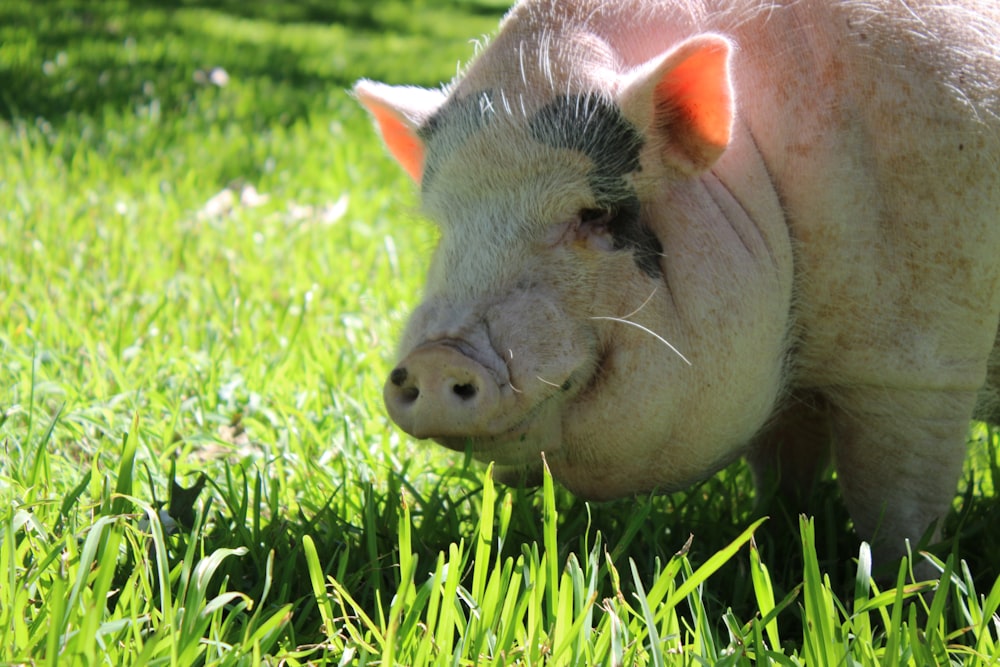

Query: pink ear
[623,35,734,173]
[353,80,446,183]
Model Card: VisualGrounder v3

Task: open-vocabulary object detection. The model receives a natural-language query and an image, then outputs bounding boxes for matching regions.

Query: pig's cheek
[546,332,678,490]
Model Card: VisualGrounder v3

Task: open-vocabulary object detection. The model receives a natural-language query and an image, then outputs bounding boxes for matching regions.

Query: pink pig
[355,0,1000,568]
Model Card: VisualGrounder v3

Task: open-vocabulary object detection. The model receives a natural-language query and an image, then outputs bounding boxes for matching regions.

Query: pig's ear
[353,80,446,182]
[620,35,734,174]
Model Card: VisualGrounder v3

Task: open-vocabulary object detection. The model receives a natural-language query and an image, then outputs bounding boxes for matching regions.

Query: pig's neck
[704,119,793,285]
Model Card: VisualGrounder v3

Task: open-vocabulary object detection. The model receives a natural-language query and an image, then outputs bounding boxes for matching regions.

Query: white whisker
[590,316,693,366]
[620,287,658,320]
[536,375,562,388]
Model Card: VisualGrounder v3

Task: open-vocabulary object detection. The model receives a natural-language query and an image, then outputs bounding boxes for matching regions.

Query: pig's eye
[578,208,615,231]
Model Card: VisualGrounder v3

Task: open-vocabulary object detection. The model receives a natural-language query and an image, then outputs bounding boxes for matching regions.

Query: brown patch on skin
[820,56,846,88]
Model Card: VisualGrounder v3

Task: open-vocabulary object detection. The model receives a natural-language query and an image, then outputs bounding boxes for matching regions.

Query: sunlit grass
[2,0,998,664]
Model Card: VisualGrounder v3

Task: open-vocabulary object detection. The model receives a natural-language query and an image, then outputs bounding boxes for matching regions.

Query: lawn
[1,1,999,664]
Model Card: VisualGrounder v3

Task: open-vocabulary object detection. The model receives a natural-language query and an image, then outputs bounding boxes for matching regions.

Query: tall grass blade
[665,517,766,609]
[749,534,781,650]
[112,413,140,516]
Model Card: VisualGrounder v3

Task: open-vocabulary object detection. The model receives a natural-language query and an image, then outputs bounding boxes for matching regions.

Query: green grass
[2,1,999,664]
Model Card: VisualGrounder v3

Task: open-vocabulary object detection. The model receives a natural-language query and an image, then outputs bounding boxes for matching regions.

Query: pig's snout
[384,343,502,439]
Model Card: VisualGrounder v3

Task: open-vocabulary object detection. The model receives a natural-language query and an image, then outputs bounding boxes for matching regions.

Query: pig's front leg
[830,386,974,577]
[747,391,832,511]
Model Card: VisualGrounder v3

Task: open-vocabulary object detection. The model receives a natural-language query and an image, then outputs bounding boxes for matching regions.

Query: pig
[354,0,1000,571]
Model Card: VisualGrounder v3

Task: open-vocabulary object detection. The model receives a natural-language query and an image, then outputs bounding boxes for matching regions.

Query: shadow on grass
[0,0,505,126]
[129,0,511,27]
[138,452,1000,651]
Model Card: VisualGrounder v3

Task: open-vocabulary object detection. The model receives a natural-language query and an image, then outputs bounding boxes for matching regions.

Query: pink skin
[358,0,1000,571]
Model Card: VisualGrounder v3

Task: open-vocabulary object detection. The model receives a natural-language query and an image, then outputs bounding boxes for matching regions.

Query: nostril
[390,367,408,386]
[389,367,419,404]
[452,382,478,400]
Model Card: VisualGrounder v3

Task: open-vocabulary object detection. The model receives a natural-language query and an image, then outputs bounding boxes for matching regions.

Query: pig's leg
[747,392,832,511]
[830,387,974,577]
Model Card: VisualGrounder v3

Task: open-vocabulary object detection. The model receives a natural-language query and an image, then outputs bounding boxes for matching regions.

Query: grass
[1,0,999,664]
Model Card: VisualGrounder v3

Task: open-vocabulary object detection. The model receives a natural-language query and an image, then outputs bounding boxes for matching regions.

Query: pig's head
[355,25,789,500]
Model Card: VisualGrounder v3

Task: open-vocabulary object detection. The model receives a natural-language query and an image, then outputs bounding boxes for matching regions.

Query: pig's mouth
[435,415,538,456]
[467,347,618,474]
[433,381,569,466]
